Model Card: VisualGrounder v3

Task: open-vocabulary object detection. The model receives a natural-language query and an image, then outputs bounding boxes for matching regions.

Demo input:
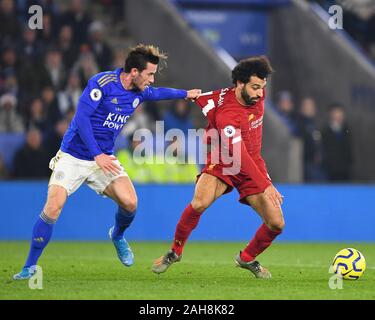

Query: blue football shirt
[61,68,187,160]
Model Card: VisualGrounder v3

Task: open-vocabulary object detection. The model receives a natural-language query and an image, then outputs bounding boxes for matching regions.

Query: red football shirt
[195,87,270,191]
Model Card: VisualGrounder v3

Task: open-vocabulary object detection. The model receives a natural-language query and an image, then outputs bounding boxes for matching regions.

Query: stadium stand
[1,0,374,182]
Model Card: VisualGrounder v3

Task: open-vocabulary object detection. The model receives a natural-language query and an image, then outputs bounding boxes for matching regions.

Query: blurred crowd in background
[0,0,357,183]
[312,0,375,61]
[271,92,352,183]
[0,0,199,183]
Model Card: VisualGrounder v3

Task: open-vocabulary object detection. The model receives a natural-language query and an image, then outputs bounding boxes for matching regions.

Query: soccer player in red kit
[152,56,285,278]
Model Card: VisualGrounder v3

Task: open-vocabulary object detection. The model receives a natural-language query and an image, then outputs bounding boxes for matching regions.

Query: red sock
[241,223,282,262]
[172,204,202,256]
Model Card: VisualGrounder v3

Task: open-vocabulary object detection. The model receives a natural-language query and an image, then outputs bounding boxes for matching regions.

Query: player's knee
[118,196,138,213]
[191,197,211,213]
[126,200,137,213]
[44,201,64,220]
[267,218,285,232]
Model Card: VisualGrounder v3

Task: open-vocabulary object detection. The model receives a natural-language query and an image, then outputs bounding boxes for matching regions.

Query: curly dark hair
[232,55,274,85]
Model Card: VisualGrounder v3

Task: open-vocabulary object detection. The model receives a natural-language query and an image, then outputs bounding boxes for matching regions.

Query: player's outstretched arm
[142,86,201,101]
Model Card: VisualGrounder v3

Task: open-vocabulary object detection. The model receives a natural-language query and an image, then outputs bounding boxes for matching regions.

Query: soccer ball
[332,248,366,280]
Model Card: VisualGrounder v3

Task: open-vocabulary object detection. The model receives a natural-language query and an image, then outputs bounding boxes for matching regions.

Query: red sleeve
[195,95,207,109]
[194,91,219,118]
[194,91,215,109]
[215,110,271,192]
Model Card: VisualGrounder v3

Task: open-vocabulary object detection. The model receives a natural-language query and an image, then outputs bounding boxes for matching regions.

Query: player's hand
[264,184,283,208]
[94,153,121,176]
[186,89,202,101]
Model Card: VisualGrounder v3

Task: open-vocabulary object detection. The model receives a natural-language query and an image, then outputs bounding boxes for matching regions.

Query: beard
[241,86,259,106]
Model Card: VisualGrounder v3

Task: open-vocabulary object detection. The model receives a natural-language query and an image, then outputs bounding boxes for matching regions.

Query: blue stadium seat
[0,133,26,170]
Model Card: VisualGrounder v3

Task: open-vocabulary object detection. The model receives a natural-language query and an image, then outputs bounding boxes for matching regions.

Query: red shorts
[197,157,271,205]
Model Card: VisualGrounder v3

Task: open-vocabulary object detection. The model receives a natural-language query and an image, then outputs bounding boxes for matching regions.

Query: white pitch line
[46,257,375,270]
[267,263,375,270]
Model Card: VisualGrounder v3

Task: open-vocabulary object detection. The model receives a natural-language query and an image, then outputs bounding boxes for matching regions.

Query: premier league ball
[332,248,366,280]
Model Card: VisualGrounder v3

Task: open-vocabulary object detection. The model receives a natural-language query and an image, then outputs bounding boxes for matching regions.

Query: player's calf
[13,211,56,280]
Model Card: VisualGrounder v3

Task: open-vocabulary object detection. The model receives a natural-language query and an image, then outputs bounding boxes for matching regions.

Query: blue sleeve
[74,79,104,157]
[142,86,187,101]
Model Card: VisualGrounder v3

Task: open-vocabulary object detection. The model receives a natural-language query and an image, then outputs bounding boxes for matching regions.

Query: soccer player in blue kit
[13,44,201,279]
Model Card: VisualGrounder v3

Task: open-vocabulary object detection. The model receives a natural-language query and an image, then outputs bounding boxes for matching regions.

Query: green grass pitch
[1,242,374,300]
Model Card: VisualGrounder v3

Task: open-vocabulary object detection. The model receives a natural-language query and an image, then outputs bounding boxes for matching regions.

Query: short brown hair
[124,44,167,73]
[232,55,274,85]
